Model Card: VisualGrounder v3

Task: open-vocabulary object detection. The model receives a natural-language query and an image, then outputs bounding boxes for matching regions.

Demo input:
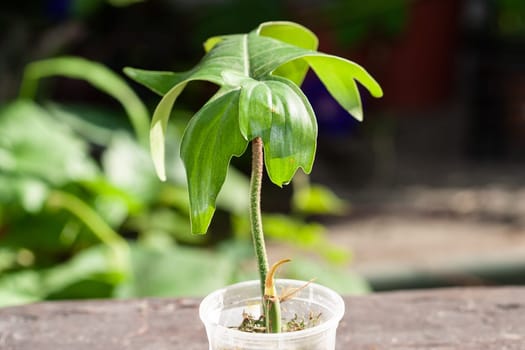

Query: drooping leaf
[180,89,248,234]
[257,76,317,186]
[236,75,317,186]
[303,55,375,121]
[238,81,273,140]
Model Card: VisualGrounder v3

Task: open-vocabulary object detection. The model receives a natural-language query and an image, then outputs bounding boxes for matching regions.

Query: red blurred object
[379,0,461,109]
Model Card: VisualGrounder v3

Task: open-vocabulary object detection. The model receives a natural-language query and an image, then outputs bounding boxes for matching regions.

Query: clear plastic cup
[199,279,345,350]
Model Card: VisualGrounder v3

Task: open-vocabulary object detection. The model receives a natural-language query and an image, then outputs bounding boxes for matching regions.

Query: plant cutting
[125,20,382,349]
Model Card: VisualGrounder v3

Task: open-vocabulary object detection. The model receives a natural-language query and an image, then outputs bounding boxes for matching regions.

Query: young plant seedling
[124,21,382,333]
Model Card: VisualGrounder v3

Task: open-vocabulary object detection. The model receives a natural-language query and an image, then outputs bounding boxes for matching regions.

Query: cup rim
[199,279,345,340]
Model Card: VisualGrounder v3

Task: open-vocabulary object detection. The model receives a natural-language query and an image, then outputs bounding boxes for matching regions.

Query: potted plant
[124,21,382,349]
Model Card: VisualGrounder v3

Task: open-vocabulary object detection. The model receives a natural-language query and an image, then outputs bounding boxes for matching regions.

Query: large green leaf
[125,21,382,234]
[180,89,248,233]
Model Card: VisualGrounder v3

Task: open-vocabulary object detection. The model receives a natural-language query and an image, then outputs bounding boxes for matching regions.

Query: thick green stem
[249,137,269,295]
[250,137,282,333]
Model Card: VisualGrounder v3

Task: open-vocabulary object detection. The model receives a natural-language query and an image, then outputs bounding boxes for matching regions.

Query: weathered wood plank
[0,287,523,349]
[340,287,524,350]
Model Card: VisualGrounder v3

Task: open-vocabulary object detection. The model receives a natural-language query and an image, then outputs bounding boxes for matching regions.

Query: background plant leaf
[286,257,370,295]
[114,244,236,298]
[0,101,98,189]
[19,56,150,146]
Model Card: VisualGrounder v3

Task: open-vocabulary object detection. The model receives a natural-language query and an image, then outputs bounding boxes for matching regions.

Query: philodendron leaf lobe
[180,89,248,234]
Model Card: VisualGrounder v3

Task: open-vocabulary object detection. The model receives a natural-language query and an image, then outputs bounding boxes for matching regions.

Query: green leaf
[238,81,273,140]
[45,102,133,146]
[19,56,150,146]
[0,270,43,307]
[122,68,182,96]
[236,74,318,186]
[180,90,248,234]
[102,132,160,205]
[261,214,350,264]
[303,55,381,121]
[42,244,127,295]
[293,183,348,215]
[257,21,318,86]
[0,211,73,254]
[0,245,126,307]
[258,76,317,186]
[203,36,224,53]
[240,33,383,121]
[257,21,318,51]
[0,101,99,187]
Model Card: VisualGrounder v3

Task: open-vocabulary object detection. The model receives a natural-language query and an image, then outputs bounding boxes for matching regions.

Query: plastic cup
[199,279,345,350]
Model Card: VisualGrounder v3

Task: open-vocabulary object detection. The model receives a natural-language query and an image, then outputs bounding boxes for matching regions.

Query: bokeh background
[1,0,525,307]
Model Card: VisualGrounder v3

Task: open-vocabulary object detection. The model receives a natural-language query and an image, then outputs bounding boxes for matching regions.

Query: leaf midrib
[242,35,250,77]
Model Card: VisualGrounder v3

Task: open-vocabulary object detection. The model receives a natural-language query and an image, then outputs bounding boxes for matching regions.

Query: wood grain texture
[0,287,523,350]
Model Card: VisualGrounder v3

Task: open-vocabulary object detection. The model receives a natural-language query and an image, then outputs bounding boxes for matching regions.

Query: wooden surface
[0,287,524,349]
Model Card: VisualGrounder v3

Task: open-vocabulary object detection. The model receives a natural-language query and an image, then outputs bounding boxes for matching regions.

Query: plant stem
[250,138,284,333]
[264,259,290,333]
[249,137,269,300]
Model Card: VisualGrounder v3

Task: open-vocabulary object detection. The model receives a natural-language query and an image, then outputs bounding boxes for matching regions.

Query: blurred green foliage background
[0,0,373,306]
